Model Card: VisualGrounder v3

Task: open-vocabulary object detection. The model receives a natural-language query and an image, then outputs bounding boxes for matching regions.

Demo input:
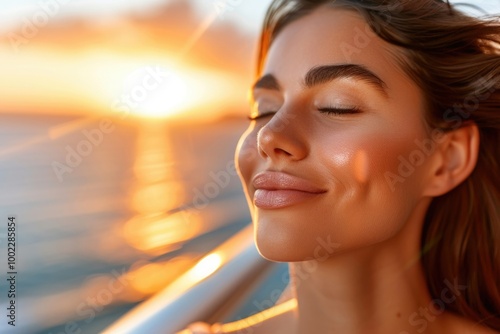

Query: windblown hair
[257,0,500,330]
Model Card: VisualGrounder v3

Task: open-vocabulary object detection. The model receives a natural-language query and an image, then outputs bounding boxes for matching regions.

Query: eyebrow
[305,64,387,94]
[251,64,388,97]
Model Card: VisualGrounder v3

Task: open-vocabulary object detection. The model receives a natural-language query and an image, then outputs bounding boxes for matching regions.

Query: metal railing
[103,223,270,334]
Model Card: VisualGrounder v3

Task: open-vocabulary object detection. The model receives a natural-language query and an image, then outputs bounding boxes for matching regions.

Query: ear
[423,123,480,197]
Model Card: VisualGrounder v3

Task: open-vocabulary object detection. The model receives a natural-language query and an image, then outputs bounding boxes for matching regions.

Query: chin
[254,224,301,262]
[255,241,308,262]
[253,218,341,262]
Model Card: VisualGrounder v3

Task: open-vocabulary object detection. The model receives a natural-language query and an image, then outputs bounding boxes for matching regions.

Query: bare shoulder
[444,311,499,334]
[218,298,297,334]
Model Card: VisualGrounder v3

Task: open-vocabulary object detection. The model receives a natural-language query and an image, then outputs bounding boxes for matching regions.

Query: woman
[183,0,500,333]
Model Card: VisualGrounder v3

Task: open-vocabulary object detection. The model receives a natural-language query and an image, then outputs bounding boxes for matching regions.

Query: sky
[0,0,275,120]
[0,0,497,28]
[0,0,274,33]
[0,0,497,120]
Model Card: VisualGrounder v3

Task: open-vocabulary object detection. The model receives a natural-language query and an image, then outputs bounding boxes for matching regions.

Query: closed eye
[248,106,359,120]
[318,107,360,115]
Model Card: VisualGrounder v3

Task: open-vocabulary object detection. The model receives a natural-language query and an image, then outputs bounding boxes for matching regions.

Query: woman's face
[236,6,433,261]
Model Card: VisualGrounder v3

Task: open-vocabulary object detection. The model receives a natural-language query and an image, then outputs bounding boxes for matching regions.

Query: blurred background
[0,0,498,333]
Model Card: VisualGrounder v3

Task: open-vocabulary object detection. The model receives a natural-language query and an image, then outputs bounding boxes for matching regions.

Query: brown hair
[257,0,500,330]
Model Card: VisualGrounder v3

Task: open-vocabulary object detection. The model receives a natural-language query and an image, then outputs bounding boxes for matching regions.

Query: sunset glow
[133,69,188,117]
[187,252,223,281]
[0,45,246,120]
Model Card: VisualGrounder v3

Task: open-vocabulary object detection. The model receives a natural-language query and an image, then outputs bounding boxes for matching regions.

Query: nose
[257,111,308,162]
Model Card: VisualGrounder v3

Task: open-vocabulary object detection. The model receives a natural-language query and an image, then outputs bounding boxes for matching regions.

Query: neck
[290,199,447,334]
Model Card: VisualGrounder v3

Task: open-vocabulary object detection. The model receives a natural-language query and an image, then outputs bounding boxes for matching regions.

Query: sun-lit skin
[234,5,484,334]
[237,7,432,262]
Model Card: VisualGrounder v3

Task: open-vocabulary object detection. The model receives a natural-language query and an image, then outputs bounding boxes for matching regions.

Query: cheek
[316,130,425,245]
[319,126,424,195]
[352,138,404,187]
[317,133,396,192]
[353,149,370,184]
[236,125,259,192]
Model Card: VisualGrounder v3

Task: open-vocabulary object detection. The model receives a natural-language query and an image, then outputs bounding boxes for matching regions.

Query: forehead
[262,6,411,91]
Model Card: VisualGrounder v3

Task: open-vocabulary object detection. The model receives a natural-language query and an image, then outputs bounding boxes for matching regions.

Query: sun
[0,46,245,120]
[122,66,190,118]
[137,70,189,118]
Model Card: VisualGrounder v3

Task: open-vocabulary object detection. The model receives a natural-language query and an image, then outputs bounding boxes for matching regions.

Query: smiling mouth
[251,171,327,209]
[253,189,326,209]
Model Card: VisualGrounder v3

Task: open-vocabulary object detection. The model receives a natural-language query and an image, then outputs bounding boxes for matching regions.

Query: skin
[229,5,490,334]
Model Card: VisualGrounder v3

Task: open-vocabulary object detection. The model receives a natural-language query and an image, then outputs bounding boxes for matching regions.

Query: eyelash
[317,106,361,115]
[247,106,360,121]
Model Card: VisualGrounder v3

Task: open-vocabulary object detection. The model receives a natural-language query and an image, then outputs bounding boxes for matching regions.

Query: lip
[252,171,327,209]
